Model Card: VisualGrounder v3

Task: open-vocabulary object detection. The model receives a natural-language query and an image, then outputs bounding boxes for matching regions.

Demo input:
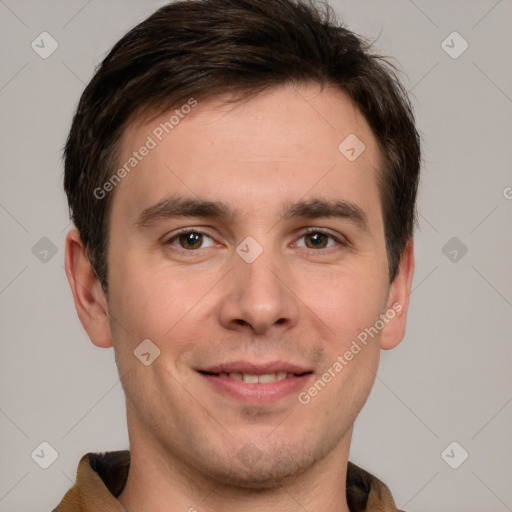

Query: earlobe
[380,239,415,350]
[65,229,113,348]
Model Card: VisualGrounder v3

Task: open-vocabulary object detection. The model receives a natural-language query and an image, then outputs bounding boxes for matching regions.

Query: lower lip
[198,373,313,405]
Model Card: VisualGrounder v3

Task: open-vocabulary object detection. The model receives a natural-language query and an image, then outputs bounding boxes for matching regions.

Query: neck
[118,414,352,512]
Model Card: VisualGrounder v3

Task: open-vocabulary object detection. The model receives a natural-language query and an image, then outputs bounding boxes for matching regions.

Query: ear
[380,239,415,350]
[64,228,113,348]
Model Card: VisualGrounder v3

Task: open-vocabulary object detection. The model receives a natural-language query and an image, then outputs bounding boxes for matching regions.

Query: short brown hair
[64,0,421,292]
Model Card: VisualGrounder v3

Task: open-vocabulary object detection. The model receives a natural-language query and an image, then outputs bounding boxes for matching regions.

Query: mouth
[196,362,314,404]
[199,370,310,382]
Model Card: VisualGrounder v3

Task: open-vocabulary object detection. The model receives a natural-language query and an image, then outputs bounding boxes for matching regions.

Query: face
[69,83,413,488]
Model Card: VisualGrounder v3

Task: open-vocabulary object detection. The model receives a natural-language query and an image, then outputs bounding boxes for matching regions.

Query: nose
[218,249,299,336]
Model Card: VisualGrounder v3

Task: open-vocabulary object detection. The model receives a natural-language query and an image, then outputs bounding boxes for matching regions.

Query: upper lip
[198,361,312,375]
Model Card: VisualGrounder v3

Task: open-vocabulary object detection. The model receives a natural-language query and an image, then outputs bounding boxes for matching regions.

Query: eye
[164,228,347,253]
[165,229,217,250]
[294,229,345,250]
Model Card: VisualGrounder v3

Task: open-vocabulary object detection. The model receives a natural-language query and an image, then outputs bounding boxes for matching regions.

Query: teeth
[222,372,294,383]
[258,373,276,383]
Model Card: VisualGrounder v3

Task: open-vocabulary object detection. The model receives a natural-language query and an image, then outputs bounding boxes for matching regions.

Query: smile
[197,362,313,404]
[204,371,297,383]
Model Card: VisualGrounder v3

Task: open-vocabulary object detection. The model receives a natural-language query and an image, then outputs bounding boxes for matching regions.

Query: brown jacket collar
[54,451,403,512]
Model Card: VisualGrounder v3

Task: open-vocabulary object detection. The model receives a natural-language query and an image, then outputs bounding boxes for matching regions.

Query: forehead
[123,83,377,159]
[111,83,382,228]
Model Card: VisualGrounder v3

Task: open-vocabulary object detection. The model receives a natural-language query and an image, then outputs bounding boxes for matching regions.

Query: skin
[65,83,414,512]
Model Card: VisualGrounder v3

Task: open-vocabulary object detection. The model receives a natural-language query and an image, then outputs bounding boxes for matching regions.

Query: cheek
[107,252,222,351]
[302,265,389,344]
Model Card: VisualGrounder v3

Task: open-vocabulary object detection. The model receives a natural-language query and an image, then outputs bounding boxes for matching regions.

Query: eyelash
[163,228,348,253]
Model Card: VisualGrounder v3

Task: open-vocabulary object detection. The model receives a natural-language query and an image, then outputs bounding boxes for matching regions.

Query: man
[56,0,420,510]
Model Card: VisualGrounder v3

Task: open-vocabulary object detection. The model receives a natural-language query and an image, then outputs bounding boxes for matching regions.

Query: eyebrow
[134,195,368,231]
[135,196,234,228]
[280,198,368,229]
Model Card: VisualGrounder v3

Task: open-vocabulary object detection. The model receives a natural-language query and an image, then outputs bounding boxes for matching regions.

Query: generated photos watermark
[93,97,198,200]
[298,301,403,405]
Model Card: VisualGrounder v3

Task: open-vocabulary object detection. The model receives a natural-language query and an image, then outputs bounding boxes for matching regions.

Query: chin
[198,440,326,491]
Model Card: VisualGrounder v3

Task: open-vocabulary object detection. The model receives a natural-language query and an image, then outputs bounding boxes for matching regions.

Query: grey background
[1,0,511,510]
